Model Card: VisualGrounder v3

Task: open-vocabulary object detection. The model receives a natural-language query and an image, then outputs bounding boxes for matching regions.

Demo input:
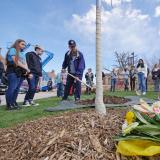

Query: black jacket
[26,52,42,76]
[152,69,160,80]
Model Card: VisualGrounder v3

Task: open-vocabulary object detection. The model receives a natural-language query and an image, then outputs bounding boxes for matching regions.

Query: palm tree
[95,0,106,115]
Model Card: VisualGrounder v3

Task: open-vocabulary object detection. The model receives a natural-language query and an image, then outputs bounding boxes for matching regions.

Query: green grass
[105,90,159,100]
[0,97,61,128]
[0,90,158,128]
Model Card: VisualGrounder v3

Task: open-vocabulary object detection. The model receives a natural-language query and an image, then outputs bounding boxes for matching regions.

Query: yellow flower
[125,111,135,125]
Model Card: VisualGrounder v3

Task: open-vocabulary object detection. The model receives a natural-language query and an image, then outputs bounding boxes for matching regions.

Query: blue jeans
[57,83,64,97]
[153,79,160,92]
[6,73,20,105]
[110,79,116,92]
[138,72,146,93]
[24,74,39,102]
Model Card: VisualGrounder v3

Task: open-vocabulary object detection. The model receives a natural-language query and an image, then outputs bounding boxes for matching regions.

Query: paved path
[45,96,157,112]
[0,91,56,105]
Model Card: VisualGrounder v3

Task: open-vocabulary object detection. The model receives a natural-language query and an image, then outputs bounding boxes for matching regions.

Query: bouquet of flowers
[115,99,160,156]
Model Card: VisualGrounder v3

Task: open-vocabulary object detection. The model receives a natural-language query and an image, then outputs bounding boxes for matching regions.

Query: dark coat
[62,50,85,76]
[26,52,42,77]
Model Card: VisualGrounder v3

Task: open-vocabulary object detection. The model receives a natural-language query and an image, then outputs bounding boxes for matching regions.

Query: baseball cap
[68,40,76,47]
[34,45,44,51]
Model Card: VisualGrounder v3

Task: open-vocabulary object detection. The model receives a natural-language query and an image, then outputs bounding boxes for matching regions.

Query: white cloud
[67,5,160,61]
[155,6,160,17]
[103,0,132,6]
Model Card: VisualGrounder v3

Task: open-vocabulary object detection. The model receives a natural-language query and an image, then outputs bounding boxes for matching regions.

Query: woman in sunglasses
[5,39,30,110]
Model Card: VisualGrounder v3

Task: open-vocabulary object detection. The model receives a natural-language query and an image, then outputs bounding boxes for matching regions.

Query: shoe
[14,102,21,110]
[62,97,67,101]
[6,104,15,110]
[75,98,80,102]
[142,92,146,95]
[136,90,141,96]
[23,101,31,107]
[30,100,39,106]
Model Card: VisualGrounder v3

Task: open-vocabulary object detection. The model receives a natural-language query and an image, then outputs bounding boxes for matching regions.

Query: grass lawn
[106,90,159,100]
[0,90,158,128]
[0,97,61,128]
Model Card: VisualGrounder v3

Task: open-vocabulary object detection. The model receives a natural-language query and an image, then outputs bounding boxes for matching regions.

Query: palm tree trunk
[95,0,106,115]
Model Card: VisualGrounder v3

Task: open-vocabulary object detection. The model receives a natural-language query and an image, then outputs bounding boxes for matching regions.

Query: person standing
[62,40,85,101]
[23,45,43,106]
[136,59,148,95]
[123,68,130,91]
[55,70,64,97]
[130,66,136,91]
[47,78,53,91]
[110,69,117,92]
[61,69,67,96]
[5,39,30,110]
[85,68,94,94]
[152,64,160,92]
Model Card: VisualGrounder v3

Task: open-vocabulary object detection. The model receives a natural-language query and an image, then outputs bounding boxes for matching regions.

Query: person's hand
[39,77,43,82]
[75,76,79,81]
[28,73,33,79]
[62,69,66,72]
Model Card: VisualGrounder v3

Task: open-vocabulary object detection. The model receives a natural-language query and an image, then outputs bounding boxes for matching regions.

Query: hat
[34,45,44,51]
[68,40,76,47]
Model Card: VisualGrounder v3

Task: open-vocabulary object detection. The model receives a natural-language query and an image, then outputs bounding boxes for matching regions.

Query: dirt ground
[0,108,159,160]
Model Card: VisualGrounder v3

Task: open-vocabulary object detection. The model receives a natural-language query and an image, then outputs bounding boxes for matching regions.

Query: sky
[0,0,160,74]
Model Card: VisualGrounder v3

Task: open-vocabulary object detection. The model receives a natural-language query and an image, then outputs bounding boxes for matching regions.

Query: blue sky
[0,0,160,74]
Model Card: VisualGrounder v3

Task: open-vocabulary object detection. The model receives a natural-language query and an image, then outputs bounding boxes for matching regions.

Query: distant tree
[114,51,137,69]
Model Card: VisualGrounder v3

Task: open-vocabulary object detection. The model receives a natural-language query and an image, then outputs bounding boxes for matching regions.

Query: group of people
[0,39,86,110]
[110,59,160,99]
[0,39,43,110]
[110,59,148,94]
[1,39,160,110]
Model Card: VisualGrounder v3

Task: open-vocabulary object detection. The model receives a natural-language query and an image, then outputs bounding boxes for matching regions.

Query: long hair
[137,59,144,68]
[6,39,25,65]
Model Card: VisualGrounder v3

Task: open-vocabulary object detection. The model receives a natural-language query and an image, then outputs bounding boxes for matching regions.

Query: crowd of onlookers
[110,59,160,99]
[55,58,160,100]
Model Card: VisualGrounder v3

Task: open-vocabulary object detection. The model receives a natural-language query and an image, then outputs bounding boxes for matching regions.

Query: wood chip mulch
[0,108,159,160]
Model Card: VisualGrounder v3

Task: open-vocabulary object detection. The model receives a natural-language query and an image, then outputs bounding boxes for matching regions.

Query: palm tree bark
[95,0,106,115]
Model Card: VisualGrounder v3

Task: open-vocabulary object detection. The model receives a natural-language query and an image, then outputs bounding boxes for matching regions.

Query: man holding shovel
[62,40,85,101]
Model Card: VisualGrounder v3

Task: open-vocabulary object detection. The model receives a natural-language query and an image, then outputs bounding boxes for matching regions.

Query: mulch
[0,108,159,160]
[76,96,130,105]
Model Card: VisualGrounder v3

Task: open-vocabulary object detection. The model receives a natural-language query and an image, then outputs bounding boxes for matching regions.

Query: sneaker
[30,100,39,106]
[136,90,141,96]
[23,101,31,107]
[142,92,146,95]
[14,102,21,110]
[75,98,80,102]
[6,104,15,110]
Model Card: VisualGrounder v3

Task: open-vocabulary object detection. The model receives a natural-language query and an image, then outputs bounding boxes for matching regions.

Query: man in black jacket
[23,45,43,106]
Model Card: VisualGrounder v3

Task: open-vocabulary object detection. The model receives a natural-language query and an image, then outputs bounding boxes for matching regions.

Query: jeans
[138,72,146,93]
[63,74,82,100]
[13,77,25,103]
[124,79,129,91]
[24,74,39,102]
[110,79,116,92]
[57,83,64,97]
[153,79,160,92]
[6,73,20,105]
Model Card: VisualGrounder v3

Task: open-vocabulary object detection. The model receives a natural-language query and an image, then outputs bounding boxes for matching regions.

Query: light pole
[95,0,106,115]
